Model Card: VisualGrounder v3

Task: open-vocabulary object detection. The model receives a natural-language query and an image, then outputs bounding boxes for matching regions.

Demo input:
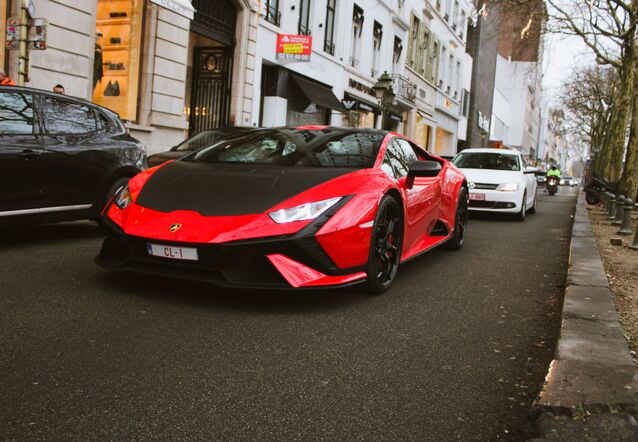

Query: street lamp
[372,71,396,130]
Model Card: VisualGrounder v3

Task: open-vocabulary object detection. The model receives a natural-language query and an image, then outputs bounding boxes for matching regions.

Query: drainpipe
[18,0,28,86]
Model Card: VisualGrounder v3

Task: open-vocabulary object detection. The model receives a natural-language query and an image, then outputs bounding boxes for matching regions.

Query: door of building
[189,48,233,135]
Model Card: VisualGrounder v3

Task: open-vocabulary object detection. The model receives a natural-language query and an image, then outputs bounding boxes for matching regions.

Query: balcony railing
[390,73,417,103]
[264,5,280,26]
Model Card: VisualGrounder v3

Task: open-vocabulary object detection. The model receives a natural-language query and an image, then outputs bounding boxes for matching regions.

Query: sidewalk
[531,192,638,440]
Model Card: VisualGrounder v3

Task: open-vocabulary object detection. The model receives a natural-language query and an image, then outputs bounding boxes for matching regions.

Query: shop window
[324,0,336,55]
[93,0,144,122]
[43,96,97,134]
[0,92,36,135]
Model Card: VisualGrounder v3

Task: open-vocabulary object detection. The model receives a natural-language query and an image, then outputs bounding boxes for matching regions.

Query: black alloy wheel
[365,195,403,294]
[445,187,468,250]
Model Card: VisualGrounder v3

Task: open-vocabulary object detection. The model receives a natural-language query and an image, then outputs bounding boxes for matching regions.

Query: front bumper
[468,189,522,213]
[96,219,367,290]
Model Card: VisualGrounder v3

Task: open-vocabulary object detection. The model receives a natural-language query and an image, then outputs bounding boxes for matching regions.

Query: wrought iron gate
[189,48,233,134]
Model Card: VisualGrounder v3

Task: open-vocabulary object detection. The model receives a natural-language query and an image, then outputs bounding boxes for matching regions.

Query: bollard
[607,194,617,219]
[630,215,638,250]
[617,198,634,235]
[612,195,625,225]
[603,192,610,212]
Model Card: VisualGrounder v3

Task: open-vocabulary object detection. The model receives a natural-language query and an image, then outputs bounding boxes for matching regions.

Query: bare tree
[546,0,637,190]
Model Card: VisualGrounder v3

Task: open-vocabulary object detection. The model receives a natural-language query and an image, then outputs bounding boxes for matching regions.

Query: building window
[452,0,459,29]
[349,4,364,66]
[371,21,383,77]
[461,89,470,117]
[407,12,419,69]
[454,59,461,99]
[459,11,466,39]
[93,0,144,121]
[393,36,403,65]
[265,0,281,26]
[298,0,311,35]
[417,25,430,76]
[446,53,454,95]
[439,46,447,88]
[430,37,440,84]
[324,0,336,55]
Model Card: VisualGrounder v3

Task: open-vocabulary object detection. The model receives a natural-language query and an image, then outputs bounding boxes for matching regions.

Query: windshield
[188,129,385,168]
[452,152,520,171]
[174,131,223,152]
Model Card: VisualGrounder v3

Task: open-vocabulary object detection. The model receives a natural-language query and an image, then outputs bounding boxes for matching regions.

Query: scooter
[583,176,616,205]
[547,177,558,196]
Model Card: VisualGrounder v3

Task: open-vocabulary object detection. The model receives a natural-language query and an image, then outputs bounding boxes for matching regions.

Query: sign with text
[276,34,312,62]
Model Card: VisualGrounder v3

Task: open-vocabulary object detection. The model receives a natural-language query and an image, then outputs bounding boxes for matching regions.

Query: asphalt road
[1,187,577,441]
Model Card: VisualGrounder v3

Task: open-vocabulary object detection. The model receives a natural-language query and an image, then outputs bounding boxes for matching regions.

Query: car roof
[456,148,521,155]
[0,85,118,117]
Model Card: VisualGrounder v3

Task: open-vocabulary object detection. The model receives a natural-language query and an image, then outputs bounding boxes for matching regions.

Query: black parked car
[147,127,257,167]
[0,86,146,224]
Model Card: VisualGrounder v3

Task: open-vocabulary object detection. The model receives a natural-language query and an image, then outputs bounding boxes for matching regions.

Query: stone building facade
[1,0,258,155]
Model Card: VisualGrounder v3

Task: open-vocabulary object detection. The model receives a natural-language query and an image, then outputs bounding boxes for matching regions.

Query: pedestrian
[0,69,16,86]
[53,84,65,94]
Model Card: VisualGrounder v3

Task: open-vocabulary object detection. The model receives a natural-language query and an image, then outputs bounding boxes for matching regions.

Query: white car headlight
[114,185,133,209]
[269,197,342,224]
[495,182,519,192]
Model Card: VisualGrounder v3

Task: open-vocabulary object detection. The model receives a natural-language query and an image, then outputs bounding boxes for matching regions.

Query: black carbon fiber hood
[135,161,352,216]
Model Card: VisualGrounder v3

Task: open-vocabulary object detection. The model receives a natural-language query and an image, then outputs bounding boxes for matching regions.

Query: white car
[451,148,538,221]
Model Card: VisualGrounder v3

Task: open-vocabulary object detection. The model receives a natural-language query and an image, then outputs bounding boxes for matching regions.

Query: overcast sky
[542,32,595,103]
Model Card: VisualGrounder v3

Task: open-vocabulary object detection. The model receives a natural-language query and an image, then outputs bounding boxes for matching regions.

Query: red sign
[276,34,312,62]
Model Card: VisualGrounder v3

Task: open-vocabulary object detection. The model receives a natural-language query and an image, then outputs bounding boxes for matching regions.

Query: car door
[39,94,108,209]
[0,89,45,213]
[384,138,441,253]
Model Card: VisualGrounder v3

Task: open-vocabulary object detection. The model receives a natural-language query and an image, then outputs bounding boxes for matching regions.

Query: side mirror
[406,160,442,189]
[524,166,537,174]
[408,160,442,178]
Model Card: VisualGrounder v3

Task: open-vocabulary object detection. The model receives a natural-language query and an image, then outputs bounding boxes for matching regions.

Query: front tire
[515,191,527,221]
[365,195,403,295]
[528,191,537,214]
[444,187,468,250]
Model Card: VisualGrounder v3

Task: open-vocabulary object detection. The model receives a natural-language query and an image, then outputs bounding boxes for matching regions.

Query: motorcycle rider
[547,165,560,193]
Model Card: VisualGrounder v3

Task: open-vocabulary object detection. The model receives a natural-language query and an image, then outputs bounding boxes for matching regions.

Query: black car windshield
[453,152,520,171]
[187,128,385,168]
[174,131,222,152]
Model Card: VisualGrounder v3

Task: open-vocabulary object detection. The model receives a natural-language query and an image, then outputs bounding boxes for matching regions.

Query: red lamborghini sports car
[96,127,468,293]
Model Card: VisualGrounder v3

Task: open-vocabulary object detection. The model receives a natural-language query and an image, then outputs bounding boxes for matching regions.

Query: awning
[291,74,347,112]
[150,0,195,19]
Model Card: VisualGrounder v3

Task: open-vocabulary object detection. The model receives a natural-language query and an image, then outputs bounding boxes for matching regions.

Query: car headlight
[114,185,133,209]
[495,182,519,192]
[269,197,342,224]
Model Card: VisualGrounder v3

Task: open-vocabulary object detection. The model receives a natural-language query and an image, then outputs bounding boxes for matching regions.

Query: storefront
[341,93,378,129]
[259,65,345,127]
[93,0,145,121]
[4,0,258,154]
[414,110,435,151]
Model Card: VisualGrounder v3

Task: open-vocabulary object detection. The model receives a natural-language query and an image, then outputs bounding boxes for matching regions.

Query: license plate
[469,193,486,201]
[147,243,198,261]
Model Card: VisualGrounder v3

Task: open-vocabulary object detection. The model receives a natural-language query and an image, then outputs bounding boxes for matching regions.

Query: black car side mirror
[408,160,442,177]
[406,160,442,189]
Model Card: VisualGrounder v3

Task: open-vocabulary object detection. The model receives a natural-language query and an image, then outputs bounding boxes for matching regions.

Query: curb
[531,192,638,440]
